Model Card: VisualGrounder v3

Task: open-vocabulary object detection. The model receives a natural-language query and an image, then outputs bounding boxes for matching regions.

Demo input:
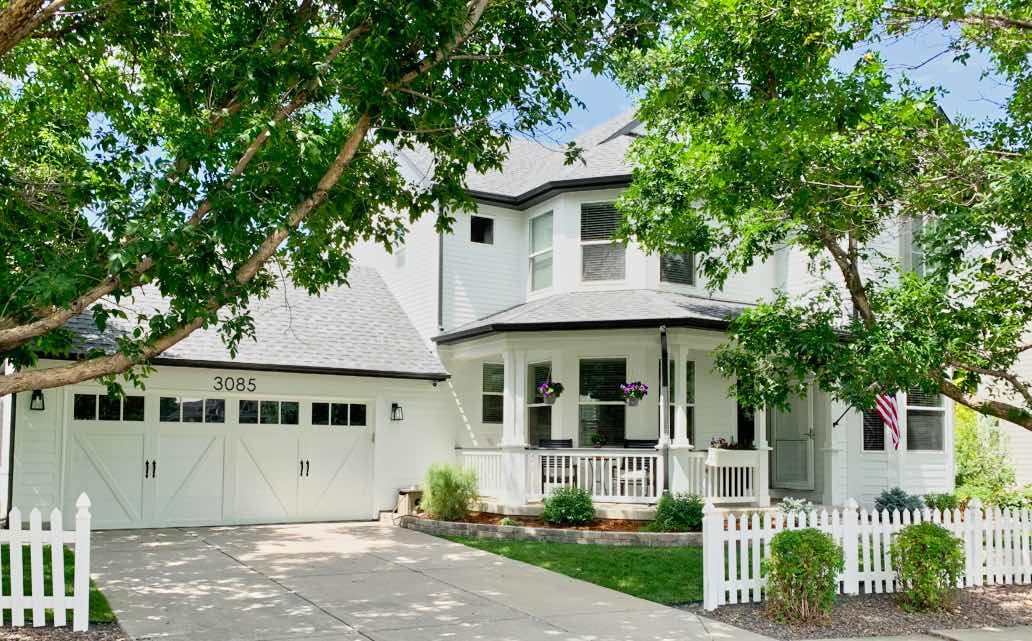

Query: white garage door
[62,391,374,529]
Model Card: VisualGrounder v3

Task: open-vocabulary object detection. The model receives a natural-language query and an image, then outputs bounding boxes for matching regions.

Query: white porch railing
[527,448,665,504]
[459,449,505,497]
[681,450,760,505]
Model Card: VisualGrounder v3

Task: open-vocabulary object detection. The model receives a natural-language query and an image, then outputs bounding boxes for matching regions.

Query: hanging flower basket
[620,381,648,406]
[538,380,564,405]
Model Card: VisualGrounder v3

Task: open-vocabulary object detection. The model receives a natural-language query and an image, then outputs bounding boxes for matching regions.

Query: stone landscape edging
[399,515,702,547]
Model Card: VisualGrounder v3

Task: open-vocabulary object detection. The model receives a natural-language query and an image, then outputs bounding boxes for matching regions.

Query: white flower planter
[705,448,760,468]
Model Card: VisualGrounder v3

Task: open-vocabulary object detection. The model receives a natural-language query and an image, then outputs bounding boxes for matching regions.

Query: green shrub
[499,517,521,526]
[421,463,479,521]
[875,487,924,514]
[988,487,1032,511]
[891,522,965,611]
[541,487,595,525]
[778,497,815,515]
[646,492,703,532]
[954,405,1014,492]
[923,492,959,512]
[956,483,993,508]
[764,528,844,622]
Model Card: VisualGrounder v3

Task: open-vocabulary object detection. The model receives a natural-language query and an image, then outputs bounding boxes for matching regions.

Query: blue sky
[558,23,1012,140]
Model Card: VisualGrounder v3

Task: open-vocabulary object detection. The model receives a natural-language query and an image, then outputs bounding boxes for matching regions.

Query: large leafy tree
[0,0,665,395]
[617,0,1032,429]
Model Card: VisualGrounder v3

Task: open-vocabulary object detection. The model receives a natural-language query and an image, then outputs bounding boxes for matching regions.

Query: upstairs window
[529,212,553,291]
[482,363,504,424]
[905,215,925,277]
[580,202,625,281]
[661,252,695,286]
[471,216,494,244]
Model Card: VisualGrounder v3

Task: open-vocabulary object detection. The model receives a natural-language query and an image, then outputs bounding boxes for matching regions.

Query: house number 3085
[213,376,256,392]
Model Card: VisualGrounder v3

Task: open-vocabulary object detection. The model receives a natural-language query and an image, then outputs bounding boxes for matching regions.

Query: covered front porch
[437,325,775,511]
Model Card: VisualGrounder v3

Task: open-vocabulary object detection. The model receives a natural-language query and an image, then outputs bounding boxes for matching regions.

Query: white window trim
[659,251,698,288]
[904,391,945,452]
[482,362,504,424]
[576,355,629,447]
[470,214,495,245]
[528,210,554,293]
[579,201,626,284]
[527,361,553,409]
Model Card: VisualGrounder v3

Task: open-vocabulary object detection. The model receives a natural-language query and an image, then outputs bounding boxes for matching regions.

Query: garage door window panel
[182,398,203,423]
[281,401,299,425]
[98,395,121,421]
[349,404,367,426]
[123,396,145,421]
[160,397,181,422]
[238,400,259,424]
[204,399,225,423]
[331,403,349,426]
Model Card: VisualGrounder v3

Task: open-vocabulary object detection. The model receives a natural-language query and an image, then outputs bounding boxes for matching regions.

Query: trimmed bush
[499,517,520,526]
[764,528,844,622]
[541,487,595,525]
[891,522,965,611]
[875,487,924,514]
[421,463,479,521]
[646,492,703,532]
[923,492,959,512]
[778,497,815,515]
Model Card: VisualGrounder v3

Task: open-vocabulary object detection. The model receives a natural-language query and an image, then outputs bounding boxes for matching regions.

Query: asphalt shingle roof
[65,266,448,379]
[434,289,752,344]
[399,109,640,205]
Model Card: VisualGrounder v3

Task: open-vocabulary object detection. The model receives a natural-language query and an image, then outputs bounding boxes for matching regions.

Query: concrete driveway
[91,521,767,641]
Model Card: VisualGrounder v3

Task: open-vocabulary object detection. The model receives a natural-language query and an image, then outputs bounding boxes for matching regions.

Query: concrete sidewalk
[814,627,1032,641]
[90,521,772,641]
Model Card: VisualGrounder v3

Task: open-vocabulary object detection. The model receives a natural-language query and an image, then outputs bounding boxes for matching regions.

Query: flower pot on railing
[705,446,759,468]
[620,381,647,406]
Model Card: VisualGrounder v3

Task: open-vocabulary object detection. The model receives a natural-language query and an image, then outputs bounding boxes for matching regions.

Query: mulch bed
[0,623,129,641]
[680,584,1032,639]
[446,512,648,532]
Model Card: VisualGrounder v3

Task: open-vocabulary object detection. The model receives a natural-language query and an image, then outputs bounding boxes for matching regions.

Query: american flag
[875,393,901,450]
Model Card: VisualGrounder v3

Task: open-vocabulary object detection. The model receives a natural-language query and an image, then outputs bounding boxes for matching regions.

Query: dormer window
[580,202,625,282]
[471,215,494,244]
[660,252,695,286]
[529,211,553,291]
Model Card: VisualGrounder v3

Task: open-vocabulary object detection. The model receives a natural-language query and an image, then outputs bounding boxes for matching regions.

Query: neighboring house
[1001,349,1032,487]
[3,110,955,528]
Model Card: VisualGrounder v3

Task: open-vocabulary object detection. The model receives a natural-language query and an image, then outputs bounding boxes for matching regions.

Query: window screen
[482,363,504,424]
[471,216,494,244]
[580,202,625,281]
[863,409,885,451]
[661,252,695,285]
[906,388,943,450]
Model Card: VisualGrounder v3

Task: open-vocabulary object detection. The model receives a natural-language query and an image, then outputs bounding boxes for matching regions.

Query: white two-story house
[355,109,955,512]
[1,110,954,529]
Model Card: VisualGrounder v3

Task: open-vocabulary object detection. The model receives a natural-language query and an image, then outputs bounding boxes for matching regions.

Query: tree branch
[936,375,1032,431]
[0,0,71,59]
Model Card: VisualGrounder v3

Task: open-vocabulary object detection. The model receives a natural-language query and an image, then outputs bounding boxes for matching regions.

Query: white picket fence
[702,498,1032,610]
[1,493,92,631]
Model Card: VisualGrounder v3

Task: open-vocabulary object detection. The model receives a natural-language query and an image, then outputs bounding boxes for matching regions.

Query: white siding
[12,360,461,521]
[442,205,526,330]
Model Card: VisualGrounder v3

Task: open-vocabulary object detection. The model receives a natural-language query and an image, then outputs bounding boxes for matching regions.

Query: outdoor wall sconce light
[390,402,404,421]
[29,389,45,411]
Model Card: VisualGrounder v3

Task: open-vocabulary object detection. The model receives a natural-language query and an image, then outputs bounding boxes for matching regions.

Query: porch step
[476,499,657,521]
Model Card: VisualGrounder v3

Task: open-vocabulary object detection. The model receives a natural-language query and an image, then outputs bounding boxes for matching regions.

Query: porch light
[29,389,45,411]
[390,402,404,421]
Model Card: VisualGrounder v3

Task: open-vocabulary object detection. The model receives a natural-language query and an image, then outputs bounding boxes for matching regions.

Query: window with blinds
[529,212,553,291]
[580,202,625,281]
[578,358,626,446]
[482,363,504,424]
[661,252,695,285]
[863,409,885,451]
[906,388,944,451]
[686,361,696,444]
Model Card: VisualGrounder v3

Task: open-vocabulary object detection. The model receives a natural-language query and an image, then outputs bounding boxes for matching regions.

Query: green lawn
[1,544,116,625]
[443,536,704,604]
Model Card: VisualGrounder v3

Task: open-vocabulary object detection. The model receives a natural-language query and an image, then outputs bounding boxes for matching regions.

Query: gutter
[434,316,733,345]
[467,175,632,211]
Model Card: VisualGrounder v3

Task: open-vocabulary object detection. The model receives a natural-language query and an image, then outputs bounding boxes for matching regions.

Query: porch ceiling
[434,289,752,345]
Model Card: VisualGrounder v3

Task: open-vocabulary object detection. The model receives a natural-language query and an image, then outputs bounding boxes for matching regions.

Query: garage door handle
[300,460,304,477]
[305,460,310,477]
[152,460,157,478]
[145,460,150,479]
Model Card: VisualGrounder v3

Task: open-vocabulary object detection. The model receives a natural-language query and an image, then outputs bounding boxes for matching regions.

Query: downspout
[5,390,15,527]
[659,325,670,493]
[437,204,445,333]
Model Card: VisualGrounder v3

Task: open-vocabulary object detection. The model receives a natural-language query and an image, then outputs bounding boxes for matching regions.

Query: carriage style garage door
[61,390,374,529]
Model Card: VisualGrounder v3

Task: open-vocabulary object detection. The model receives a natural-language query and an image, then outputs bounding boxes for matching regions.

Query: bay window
[529,212,553,291]
[482,363,504,424]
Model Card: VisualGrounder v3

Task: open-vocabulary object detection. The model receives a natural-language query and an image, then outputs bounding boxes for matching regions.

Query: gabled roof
[433,289,751,344]
[64,266,448,380]
[400,109,640,209]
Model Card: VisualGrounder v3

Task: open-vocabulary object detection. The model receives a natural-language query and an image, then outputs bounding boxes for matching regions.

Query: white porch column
[754,406,771,507]
[671,345,691,448]
[499,349,529,505]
